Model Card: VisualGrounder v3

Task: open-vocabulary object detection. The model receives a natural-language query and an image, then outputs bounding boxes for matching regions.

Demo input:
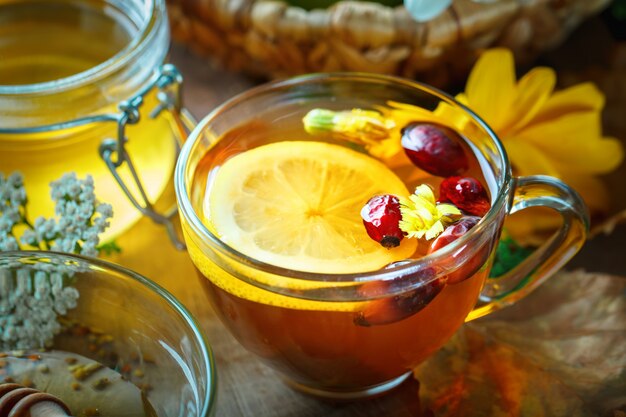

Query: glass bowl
[0,251,216,417]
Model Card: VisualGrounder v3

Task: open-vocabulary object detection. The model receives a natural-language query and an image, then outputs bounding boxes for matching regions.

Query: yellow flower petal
[369,136,403,160]
[425,222,444,241]
[504,140,560,177]
[504,67,556,134]
[516,112,624,174]
[455,93,469,106]
[399,185,461,240]
[435,101,473,132]
[558,172,610,213]
[415,184,435,201]
[437,203,462,218]
[527,83,605,127]
[465,48,516,131]
[458,47,623,233]
[385,101,463,129]
[552,137,623,176]
[504,209,562,246]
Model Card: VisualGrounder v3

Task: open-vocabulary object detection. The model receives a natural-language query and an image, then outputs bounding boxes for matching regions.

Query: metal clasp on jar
[99,64,195,250]
[0,64,194,250]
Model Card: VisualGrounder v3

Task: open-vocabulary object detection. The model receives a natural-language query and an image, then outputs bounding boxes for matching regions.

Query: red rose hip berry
[354,267,443,326]
[361,194,404,249]
[429,216,489,284]
[429,216,480,253]
[401,123,469,177]
[439,176,491,216]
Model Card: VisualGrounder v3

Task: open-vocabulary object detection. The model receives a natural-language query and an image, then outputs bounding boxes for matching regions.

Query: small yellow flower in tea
[399,185,461,240]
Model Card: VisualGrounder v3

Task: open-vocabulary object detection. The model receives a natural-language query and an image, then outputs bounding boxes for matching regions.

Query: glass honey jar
[0,0,193,247]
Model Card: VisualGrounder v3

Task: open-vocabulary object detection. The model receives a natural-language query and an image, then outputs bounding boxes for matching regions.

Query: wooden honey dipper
[0,383,72,417]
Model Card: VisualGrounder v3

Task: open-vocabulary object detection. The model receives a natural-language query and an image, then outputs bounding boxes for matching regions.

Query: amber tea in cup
[176,74,588,399]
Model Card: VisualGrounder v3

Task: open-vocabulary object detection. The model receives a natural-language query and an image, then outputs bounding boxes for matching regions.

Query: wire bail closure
[0,64,194,250]
[98,64,194,250]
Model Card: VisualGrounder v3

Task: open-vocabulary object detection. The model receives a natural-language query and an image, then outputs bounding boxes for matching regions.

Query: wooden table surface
[108,18,626,416]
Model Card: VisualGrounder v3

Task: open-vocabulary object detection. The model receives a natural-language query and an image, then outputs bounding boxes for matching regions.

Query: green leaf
[612,0,626,20]
[97,240,122,256]
[490,234,533,278]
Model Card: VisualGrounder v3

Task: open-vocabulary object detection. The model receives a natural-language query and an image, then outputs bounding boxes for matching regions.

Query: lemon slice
[206,141,416,274]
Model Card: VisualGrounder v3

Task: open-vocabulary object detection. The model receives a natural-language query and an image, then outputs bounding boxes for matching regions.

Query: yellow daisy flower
[399,185,461,240]
[457,48,624,215]
[302,53,623,241]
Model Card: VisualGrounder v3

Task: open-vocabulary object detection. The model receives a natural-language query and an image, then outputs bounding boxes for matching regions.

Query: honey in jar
[0,0,189,242]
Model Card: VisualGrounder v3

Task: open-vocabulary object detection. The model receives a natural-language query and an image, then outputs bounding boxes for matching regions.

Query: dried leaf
[415,270,626,416]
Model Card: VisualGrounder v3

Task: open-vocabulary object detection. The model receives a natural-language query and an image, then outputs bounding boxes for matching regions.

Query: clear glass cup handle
[467,175,589,320]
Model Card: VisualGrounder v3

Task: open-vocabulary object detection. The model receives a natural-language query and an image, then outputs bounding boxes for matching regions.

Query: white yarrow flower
[0,171,113,350]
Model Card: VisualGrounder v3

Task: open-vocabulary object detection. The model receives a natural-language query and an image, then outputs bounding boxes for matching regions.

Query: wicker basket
[168,0,610,84]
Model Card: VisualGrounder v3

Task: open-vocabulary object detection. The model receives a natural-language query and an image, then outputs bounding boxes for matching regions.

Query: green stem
[21,216,34,230]
[21,204,35,229]
[19,212,46,250]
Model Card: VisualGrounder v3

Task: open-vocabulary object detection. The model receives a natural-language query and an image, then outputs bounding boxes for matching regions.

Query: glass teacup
[175,73,588,399]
